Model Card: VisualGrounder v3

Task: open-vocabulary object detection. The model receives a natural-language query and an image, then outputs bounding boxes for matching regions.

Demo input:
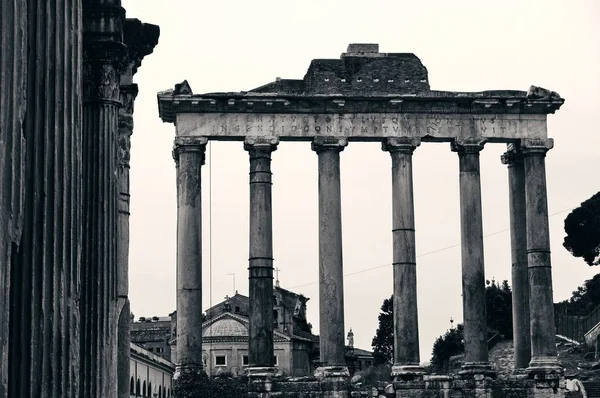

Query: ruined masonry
[158,43,566,398]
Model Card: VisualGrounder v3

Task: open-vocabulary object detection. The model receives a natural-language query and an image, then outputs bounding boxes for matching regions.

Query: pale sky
[122,0,600,363]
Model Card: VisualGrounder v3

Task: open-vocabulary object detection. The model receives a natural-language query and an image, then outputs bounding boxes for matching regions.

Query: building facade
[129,343,174,398]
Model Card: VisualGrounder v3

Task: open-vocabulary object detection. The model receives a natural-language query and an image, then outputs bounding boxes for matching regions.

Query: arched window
[163,386,166,397]
[130,377,135,394]
[148,382,152,396]
[143,381,146,396]
[136,379,140,395]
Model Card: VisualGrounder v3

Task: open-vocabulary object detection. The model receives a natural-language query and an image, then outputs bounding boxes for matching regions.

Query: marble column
[501,144,531,370]
[5,1,83,397]
[117,19,159,398]
[81,1,127,396]
[244,136,278,375]
[382,137,426,379]
[311,136,350,378]
[173,136,208,375]
[521,138,561,374]
[0,1,26,395]
[451,138,494,376]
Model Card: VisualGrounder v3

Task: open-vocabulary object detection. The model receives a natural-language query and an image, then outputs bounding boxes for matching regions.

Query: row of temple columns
[172,134,561,378]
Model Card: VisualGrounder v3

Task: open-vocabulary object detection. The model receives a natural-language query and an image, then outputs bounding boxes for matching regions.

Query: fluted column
[5,1,83,397]
[0,1,26,396]
[117,19,159,398]
[81,1,126,396]
[521,138,561,374]
[501,144,531,370]
[451,137,494,376]
[173,136,207,375]
[382,137,426,379]
[312,136,350,378]
[244,136,278,375]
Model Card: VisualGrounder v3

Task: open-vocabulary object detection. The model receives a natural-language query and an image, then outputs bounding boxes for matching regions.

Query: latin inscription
[176,113,547,141]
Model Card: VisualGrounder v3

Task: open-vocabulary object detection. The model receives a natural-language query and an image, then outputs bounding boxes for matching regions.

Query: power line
[288,206,574,289]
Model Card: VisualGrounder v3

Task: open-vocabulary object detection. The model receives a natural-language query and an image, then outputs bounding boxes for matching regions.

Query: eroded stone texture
[117,18,159,398]
[173,136,208,374]
[0,1,26,396]
[382,138,425,379]
[81,0,126,396]
[502,145,531,370]
[245,137,278,370]
[451,138,493,377]
[312,137,348,375]
[6,1,83,397]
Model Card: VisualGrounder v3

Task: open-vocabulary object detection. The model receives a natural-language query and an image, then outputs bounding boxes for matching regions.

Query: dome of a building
[203,318,248,337]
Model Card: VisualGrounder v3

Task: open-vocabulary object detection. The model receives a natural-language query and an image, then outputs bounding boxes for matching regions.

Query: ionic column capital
[451,137,487,154]
[382,137,421,154]
[172,136,208,163]
[311,136,348,153]
[501,143,524,167]
[244,136,279,156]
[520,138,554,156]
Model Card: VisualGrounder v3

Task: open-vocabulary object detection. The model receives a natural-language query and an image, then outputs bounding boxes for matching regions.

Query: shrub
[173,370,247,398]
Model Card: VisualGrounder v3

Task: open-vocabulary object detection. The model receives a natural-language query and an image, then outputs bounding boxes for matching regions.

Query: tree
[485,279,512,338]
[371,295,393,365]
[557,273,600,315]
[429,324,464,373]
[563,192,600,266]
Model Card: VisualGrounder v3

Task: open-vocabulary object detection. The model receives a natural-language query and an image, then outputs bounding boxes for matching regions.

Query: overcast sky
[122,0,600,362]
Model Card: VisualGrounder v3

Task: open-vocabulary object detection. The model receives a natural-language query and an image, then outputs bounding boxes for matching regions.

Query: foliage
[371,296,394,365]
[563,192,600,266]
[429,324,464,374]
[352,364,392,386]
[557,273,600,315]
[173,370,247,398]
[485,279,513,338]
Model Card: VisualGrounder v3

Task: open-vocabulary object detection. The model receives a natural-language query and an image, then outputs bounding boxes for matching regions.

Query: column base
[527,356,563,376]
[391,364,426,380]
[314,365,350,380]
[245,366,279,380]
[458,362,496,378]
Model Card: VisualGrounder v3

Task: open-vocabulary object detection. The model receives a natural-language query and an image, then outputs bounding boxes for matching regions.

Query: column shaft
[245,137,278,368]
[173,137,207,373]
[6,1,83,396]
[383,138,425,377]
[452,138,493,376]
[0,0,26,395]
[502,146,531,369]
[521,138,561,373]
[312,137,348,373]
[81,2,126,395]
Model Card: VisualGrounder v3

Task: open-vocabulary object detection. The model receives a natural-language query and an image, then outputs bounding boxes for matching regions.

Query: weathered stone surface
[502,145,531,369]
[3,1,83,397]
[312,138,348,373]
[173,136,208,374]
[451,138,493,376]
[245,137,278,368]
[521,139,562,375]
[383,138,425,377]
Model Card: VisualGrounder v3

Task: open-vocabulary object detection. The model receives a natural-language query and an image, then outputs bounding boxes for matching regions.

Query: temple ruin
[158,43,566,397]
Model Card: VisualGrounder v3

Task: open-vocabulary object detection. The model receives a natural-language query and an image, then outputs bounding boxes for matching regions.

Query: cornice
[157,83,564,124]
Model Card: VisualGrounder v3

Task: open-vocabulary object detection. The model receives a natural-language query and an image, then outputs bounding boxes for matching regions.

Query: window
[215,355,227,366]
[242,355,249,366]
[143,381,146,396]
[130,377,135,394]
[273,355,278,366]
[136,379,140,395]
[148,382,152,396]
[148,347,154,352]
[235,306,240,313]
[156,347,164,353]
[273,310,278,326]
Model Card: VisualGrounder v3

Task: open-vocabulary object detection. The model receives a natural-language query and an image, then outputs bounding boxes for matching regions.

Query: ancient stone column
[312,136,350,378]
[81,1,126,396]
[521,138,561,374]
[173,136,208,376]
[501,144,531,370]
[451,138,494,376]
[382,137,426,379]
[244,136,278,375]
[4,1,83,396]
[117,19,159,398]
[0,1,26,395]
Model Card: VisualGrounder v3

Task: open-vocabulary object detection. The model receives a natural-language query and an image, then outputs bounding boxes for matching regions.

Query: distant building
[131,285,373,378]
[129,343,174,398]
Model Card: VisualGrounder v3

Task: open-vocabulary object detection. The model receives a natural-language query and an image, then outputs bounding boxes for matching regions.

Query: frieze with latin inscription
[176,113,547,142]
